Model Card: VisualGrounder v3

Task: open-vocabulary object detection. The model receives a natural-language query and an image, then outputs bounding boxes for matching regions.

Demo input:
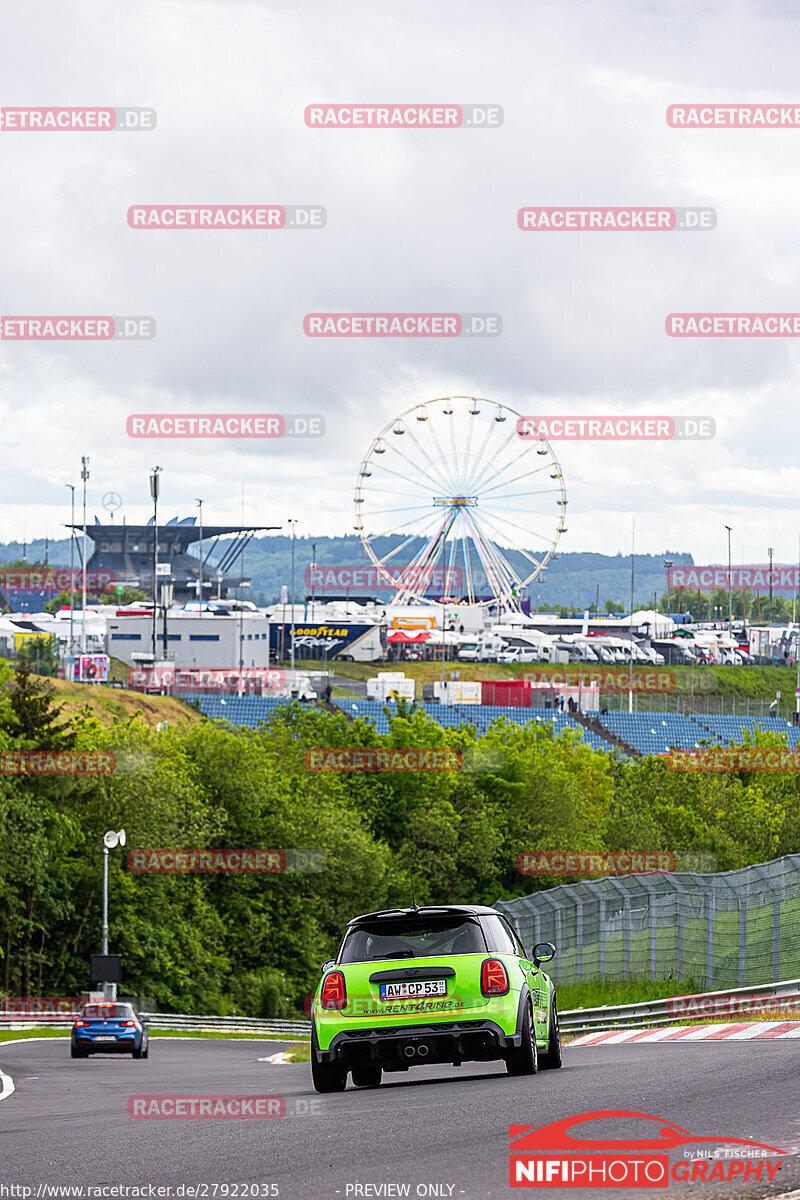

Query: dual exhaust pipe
[403,1043,430,1059]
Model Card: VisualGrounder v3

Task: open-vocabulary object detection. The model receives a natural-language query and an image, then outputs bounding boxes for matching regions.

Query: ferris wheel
[354,396,567,607]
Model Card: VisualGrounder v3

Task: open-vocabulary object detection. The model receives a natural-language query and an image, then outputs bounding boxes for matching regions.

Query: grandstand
[690,713,800,748]
[589,710,800,756]
[177,693,621,755]
[176,693,800,763]
[176,694,292,724]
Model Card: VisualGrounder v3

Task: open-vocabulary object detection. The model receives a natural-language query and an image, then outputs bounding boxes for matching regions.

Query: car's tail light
[123,1021,136,1027]
[321,970,347,1010]
[481,958,509,996]
[74,1020,85,1027]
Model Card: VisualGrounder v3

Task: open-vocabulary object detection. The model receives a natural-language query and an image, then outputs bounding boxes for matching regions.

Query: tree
[0,660,77,749]
[17,635,60,678]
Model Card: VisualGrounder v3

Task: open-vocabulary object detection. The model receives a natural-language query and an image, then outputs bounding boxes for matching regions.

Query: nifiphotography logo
[508,1110,785,1188]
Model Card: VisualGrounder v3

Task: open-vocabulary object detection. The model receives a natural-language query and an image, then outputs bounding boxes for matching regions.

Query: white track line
[0,1066,15,1102]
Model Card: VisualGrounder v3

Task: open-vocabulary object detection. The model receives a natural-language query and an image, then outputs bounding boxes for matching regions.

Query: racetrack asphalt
[1,1036,799,1199]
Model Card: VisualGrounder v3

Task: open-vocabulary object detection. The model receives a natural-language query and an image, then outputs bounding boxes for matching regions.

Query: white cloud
[2,0,800,565]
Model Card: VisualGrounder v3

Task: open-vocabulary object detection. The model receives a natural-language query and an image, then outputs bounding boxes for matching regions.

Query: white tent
[628,609,676,638]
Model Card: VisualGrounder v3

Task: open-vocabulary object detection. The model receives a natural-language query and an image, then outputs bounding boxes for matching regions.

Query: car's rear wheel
[142,1043,149,1059]
[132,1047,143,1059]
[506,1000,538,1076]
[351,1065,382,1088]
[70,1045,87,1059]
[539,993,563,1069]
[310,1025,347,1093]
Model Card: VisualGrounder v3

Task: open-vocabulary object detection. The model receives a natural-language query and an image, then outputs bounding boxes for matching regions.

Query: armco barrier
[0,1012,311,1037]
[138,1012,311,1037]
[6,982,799,1042]
[558,976,800,1038]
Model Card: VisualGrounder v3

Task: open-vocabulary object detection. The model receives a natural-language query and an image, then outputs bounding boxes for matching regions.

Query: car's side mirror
[531,941,556,967]
[321,960,336,973]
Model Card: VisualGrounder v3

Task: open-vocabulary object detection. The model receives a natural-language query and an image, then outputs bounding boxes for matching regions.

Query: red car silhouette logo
[509,1111,785,1189]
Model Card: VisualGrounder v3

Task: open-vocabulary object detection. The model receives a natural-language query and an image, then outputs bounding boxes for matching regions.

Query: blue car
[71,1002,149,1059]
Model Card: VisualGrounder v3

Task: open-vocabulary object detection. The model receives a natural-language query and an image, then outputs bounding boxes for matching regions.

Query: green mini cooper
[310,903,562,1091]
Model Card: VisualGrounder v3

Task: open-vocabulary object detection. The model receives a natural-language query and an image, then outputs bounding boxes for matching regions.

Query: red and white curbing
[568,1021,800,1046]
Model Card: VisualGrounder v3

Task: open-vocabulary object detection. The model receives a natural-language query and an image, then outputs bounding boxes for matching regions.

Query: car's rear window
[339,915,486,963]
[81,1004,135,1020]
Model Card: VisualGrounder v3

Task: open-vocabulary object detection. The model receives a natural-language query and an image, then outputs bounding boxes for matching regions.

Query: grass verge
[556,976,703,1011]
[285,1042,311,1063]
[0,1028,308,1044]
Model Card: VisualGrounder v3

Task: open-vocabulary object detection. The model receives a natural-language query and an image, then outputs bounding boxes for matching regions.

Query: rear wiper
[374,950,414,958]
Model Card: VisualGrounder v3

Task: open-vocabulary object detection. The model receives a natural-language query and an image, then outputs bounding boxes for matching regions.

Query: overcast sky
[2,0,800,569]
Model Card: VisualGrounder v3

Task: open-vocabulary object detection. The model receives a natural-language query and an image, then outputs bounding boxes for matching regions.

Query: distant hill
[0,534,694,610]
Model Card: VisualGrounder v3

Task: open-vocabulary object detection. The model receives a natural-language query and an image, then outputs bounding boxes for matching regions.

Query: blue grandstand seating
[591,710,800,757]
[179,692,625,755]
[594,711,705,757]
[176,693,296,728]
[177,693,800,762]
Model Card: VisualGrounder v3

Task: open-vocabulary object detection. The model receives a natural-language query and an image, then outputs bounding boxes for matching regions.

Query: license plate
[94,1035,117,1042]
[379,979,447,1000]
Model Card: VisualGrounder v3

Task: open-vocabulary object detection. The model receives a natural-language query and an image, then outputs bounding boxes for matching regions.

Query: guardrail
[5,980,800,1042]
[0,1011,312,1038]
[559,977,800,1038]
[138,1012,311,1037]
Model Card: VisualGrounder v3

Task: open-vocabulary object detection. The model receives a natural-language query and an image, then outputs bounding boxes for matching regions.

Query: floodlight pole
[80,458,89,675]
[796,533,800,719]
[150,468,161,659]
[628,519,635,713]
[288,520,298,670]
[724,525,733,637]
[663,559,673,624]
[311,542,316,621]
[196,498,204,617]
[65,484,75,657]
[102,844,109,955]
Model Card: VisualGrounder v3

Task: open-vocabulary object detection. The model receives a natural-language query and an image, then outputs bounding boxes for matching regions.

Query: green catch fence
[496,854,800,990]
